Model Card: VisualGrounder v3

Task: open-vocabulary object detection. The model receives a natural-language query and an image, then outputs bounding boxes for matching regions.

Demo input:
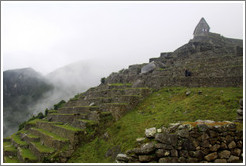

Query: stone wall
[116,121,243,163]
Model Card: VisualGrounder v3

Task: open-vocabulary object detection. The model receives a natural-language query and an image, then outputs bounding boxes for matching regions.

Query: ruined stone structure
[116,121,243,163]
[3,18,243,163]
[193,17,210,37]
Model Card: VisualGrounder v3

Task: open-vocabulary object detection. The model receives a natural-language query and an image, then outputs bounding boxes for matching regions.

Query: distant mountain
[3,61,112,137]
[3,68,53,137]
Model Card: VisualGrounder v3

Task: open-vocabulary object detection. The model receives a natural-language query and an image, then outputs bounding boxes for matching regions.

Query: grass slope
[68,87,242,163]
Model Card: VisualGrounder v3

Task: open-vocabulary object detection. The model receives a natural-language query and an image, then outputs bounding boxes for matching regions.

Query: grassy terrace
[20,148,38,161]
[55,124,85,132]
[31,142,55,153]
[3,141,17,152]
[61,106,99,109]
[108,83,132,87]
[32,128,69,142]
[11,134,28,147]
[4,156,20,163]
[69,87,243,163]
[49,113,87,116]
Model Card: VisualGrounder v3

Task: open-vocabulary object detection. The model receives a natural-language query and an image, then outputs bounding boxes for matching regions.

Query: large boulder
[141,61,156,74]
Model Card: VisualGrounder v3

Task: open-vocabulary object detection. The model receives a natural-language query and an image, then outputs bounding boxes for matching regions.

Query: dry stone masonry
[116,120,243,163]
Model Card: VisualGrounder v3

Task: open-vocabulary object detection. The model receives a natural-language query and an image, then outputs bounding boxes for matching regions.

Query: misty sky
[2,1,244,75]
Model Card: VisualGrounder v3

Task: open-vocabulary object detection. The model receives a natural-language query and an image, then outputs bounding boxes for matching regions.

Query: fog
[1,2,244,137]
[2,2,244,75]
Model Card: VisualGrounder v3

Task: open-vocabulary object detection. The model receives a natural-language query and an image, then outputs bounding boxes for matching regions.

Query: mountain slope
[3,68,53,137]
[68,87,243,162]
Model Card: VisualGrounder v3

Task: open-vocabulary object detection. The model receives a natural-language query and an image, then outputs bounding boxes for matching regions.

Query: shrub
[54,100,66,110]
[101,77,106,84]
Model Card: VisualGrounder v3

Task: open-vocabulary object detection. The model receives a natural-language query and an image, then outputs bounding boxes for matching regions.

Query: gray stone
[214,159,227,163]
[228,141,236,149]
[133,142,155,154]
[232,148,241,156]
[155,143,173,150]
[218,150,231,159]
[155,149,170,157]
[159,157,178,163]
[116,154,129,162]
[204,152,218,161]
[197,124,209,132]
[178,157,186,163]
[176,129,189,138]
[170,149,178,157]
[237,109,243,116]
[145,127,156,138]
[187,158,198,163]
[168,123,181,133]
[141,61,156,74]
[155,133,178,146]
[227,155,240,163]
[138,155,156,162]
[210,144,220,151]
[186,91,191,96]
[89,102,95,106]
[182,139,196,150]
[136,137,146,143]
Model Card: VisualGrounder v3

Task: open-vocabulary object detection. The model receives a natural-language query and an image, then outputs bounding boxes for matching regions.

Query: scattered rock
[141,61,156,74]
[186,91,191,96]
[116,154,129,163]
[136,137,145,143]
[133,142,155,154]
[145,127,156,138]
[89,102,95,106]
[210,144,220,151]
[157,128,162,133]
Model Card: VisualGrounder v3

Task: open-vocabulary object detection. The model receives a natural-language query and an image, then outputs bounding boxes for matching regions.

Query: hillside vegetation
[68,87,242,162]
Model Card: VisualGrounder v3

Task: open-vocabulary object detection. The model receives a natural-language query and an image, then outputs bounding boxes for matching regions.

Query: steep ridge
[3,20,243,163]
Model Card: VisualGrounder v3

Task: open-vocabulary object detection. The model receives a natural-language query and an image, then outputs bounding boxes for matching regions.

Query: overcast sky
[2,1,244,75]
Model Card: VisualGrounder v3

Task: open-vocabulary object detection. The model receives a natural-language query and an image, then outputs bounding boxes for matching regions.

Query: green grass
[68,87,243,163]
[3,142,17,152]
[32,128,69,142]
[55,124,85,132]
[4,156,20,163]
[11,134,28,146]
[20,148,38,161]
[31,142,55,153]
[108,83,132,87]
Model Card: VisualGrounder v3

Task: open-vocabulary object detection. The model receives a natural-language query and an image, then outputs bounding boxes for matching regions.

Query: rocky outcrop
[116,121,243,163]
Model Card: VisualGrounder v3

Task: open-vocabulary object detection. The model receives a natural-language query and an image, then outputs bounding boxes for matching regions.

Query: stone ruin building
[193,17,210,37]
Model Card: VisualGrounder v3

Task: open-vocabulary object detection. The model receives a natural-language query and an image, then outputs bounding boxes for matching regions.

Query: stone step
[17,147,38,163]
[21,132,40,143]
[29,128,69,150]
[11,133,29,149]
[101,103,129,120]
[146,75,243,88]
[36,121,85,145]
[107,83,132,89]
[28,141,55,161]
[92,88,151,98]
[58,106,99,114]
[86,95,142,106]
[71,119,98,130]
[47,113,88,124]
[3,141,18,157]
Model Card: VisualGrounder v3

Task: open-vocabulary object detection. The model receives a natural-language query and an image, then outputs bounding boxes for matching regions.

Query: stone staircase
[3,83,152,163]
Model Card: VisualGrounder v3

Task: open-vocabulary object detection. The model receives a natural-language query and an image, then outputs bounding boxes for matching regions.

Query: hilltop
[3,18,243,163]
